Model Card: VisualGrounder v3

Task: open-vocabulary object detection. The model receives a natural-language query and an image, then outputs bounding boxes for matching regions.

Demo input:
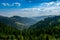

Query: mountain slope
[27,16,60,40]
[0,16,16,27]
[0,22,22,39]
[0,16,26,30]
[30,15,55,25]
[30,16,60,29]
[10,16,36,26]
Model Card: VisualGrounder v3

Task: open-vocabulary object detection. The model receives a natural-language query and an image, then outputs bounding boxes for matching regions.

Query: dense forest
[0,16,60,40]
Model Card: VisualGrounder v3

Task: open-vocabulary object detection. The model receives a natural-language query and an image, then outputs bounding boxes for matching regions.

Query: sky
[0,0,60,17]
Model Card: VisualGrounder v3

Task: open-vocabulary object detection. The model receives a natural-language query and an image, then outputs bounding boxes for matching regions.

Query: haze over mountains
[29,15,60,29]
[0,15,51,30]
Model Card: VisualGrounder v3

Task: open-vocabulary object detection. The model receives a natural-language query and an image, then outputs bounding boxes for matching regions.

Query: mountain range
[0,15,50,30]
[0,15,55,30]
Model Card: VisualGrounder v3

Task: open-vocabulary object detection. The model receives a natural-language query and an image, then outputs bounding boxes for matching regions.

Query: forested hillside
[30,16,60,29]
[28,16,60,40]
[0,16,28,30]
[0,22,23,40]
[0,16,60,40]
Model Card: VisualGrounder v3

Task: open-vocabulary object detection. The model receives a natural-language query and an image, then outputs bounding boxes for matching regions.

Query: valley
[0,15,60,40]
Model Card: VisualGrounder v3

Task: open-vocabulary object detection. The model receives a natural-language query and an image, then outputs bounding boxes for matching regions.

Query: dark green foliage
[46,36,49,40]
[0,22,22,39]
[28,16,60,40]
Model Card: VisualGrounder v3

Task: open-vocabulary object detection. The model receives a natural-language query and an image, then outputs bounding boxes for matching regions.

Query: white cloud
[40,2,60,7]
[0,2,60,17]
[2,3,7,6]
[1,2,21,6]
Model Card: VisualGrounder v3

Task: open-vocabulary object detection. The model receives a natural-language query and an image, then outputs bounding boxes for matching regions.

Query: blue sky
[0,0,57,8]
[0,0,60,17]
